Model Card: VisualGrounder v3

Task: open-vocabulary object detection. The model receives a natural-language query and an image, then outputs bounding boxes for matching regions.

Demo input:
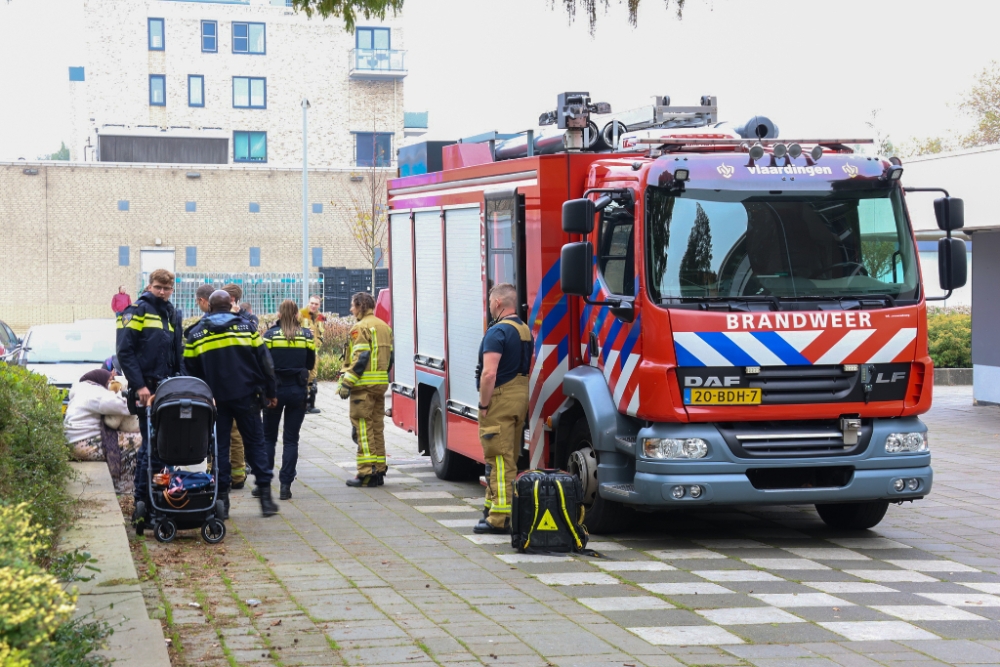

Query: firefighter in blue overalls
[117,269,185,527]
[474,283,533,534]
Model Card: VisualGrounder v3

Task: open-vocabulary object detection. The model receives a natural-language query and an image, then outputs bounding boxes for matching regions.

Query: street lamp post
[301,98,311,307]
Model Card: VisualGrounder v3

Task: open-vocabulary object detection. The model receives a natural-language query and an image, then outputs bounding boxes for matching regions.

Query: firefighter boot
[346,475,377,487]
[258,485,279,516]
[306,382,321,414]
[473,517,510,534]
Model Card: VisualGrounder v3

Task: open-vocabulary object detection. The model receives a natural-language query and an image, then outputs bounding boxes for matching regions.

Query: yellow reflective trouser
[230,422,246,483]
[480,375,529,528]
[351,385,387,476]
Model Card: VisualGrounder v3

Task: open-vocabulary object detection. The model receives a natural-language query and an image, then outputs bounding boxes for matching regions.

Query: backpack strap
[554,479,583,551]
[523,479,541,551]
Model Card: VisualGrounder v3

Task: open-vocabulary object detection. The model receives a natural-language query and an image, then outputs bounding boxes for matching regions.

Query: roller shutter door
[414,211,445,362]
[389,213,415,389]
[445,206,484,408]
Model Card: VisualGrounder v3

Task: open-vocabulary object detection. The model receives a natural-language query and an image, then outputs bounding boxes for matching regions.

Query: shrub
[315,353,343,382]
[927,312,971,368]
[0,364,72,547]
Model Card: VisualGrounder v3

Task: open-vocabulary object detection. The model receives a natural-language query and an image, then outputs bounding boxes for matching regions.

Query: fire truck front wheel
[428,393,478,481]
[814,501,890,530]
[568,420,635,535]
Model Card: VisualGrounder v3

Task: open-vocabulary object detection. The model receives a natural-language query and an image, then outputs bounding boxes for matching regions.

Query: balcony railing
[349,48,407,79]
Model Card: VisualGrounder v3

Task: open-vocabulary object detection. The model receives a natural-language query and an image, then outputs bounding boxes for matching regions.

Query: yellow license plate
[685,388,762,405]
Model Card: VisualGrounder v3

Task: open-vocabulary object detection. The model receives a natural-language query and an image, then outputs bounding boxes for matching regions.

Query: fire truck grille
[716,420,872,458]
[750,365,856,404]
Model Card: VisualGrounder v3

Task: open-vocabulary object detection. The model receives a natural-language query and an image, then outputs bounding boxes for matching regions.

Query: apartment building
[68,0,409,167]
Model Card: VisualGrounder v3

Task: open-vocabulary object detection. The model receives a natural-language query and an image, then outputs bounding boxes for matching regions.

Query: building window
[148,18,164,50]
[149,75,166,106]
[249,202,260,213]
[355,132,392,167]
[233,77,266,109]
[186,246,197,267]
[356,26,390,51]
[312,247,323,267]
[69,67,85,82]
[118,200,130,211]
[232,22,265,54]
[249,247,261,267]
[312,203,323,214]
[234,131,267,163]
[201,20,217,52]
[188,75,204,107]
[119,246,130,266]
[185,201,197,212]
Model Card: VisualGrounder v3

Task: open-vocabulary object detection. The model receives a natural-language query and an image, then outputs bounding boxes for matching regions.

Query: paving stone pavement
[145,385,1000,666]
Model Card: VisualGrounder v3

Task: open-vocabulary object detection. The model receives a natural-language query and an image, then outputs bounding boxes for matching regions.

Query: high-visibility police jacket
[184,312,276,403]
[262,325,316,386]
[116,292,185,391]
[341,312,393,388]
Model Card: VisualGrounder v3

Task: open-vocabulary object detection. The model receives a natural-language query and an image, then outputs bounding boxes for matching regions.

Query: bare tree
[345,93,390,293]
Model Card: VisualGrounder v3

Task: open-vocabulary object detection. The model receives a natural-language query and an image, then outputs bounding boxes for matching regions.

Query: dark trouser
[263,383,307,486]
[216,394,273,489]
[134,387,164,501]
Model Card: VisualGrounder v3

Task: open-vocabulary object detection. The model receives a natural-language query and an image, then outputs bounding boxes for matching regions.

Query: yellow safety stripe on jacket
[354,371,389,386]
[555,480,583,549]
[125,314,175,332]
[265,334,315,350]
[524,479,541,549]
[351,343,371,353]
[491,455,510,514]
[184,332,260,357]
[342,371,359,385]
[370,328,378,373]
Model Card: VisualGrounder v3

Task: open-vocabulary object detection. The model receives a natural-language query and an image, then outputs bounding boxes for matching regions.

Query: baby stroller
[134,376,226,544]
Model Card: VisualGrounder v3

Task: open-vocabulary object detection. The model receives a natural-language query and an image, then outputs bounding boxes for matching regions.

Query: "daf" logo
[685,376,740,387]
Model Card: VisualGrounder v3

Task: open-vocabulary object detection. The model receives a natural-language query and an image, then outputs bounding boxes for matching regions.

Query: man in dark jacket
[116,269,185,515]
[184,291,279,517]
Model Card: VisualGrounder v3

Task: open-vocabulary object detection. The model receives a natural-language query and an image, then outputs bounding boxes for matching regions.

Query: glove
[337,383,351,400]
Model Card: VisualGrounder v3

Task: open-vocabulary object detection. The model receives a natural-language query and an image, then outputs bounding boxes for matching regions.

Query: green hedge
[927,312,971,369]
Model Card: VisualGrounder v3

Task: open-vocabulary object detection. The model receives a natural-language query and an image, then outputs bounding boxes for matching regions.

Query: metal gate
[139,272,324,319]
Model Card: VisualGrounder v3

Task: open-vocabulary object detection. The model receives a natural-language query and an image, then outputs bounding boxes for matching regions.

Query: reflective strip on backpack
[524,479,541,550]
[555,480,583,550]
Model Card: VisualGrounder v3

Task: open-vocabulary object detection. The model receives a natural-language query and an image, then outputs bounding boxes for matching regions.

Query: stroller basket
[152,376,216,466]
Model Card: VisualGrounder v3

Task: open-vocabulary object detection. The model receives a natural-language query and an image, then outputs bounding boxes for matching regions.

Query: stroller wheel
[154,519,178,543]
[134,500,146,537]
[201,519,226,544]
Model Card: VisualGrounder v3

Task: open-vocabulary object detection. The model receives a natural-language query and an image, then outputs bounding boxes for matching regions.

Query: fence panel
[139,272,324,319]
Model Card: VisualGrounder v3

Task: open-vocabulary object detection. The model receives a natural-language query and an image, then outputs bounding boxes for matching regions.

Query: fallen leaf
[270,620,282,627]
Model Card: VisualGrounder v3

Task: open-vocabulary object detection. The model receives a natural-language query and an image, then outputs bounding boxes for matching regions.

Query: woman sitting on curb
[64,369,142,495]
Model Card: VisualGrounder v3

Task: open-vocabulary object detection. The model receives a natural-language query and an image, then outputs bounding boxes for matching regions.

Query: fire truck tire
[428,392,478,481]
[568,420,635,535]
[814,501,889,530]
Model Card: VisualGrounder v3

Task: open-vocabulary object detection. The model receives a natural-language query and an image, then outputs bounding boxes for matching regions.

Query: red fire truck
[386,93,967,533]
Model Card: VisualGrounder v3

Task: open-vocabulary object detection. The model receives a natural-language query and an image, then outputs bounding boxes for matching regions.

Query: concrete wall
[70,0,405,167]
[0,161,387,332]
[972,230,1000,405]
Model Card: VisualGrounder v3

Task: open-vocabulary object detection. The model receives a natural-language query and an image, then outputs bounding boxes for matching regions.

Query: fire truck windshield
[645,187,920,304]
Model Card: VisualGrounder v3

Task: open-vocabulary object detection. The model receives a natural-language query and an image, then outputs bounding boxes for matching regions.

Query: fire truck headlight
[885,432,928,454]
[643,438,709,459]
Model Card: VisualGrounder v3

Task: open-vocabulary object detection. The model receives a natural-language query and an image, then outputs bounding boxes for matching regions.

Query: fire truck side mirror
[934,197,964,232]
[560,241,594,296]
[938,237,968,291]
[562,198,595,234]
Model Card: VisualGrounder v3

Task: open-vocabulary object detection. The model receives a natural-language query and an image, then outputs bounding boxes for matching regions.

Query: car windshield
[645,186,919,303]
[24,326,115,363]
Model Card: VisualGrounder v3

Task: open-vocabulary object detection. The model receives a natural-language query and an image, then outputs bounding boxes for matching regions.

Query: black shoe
[306,407,321,414]
[258,485,279,516]
[376,471,386,486]
[251,485,267,499]
[279,483,292,500]
[473,518,510,535]
[219,493,230,521]
[231,480,245,490]
[131,499,147,525]
[346,475,377,487]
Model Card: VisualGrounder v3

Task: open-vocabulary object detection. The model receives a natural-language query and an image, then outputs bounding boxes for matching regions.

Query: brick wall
[0,161,387,333]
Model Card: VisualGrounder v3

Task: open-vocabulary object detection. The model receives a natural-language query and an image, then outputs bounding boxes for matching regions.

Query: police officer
[473,283,533,535]
[184,290,280,517]
[222,283,256,489]
[262,299,316,500]
[338,292,393,487]
[117,269,185,523]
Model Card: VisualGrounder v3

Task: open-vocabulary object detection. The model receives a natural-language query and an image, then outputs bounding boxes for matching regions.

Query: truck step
[600,482,639,502]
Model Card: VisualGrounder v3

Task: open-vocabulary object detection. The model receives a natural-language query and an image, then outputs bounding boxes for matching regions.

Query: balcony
[349,48,407,79]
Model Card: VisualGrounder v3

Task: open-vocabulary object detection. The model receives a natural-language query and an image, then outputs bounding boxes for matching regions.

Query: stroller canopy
[153,376,214,411]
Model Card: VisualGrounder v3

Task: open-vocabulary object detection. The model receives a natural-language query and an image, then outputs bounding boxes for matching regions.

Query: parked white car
[16,320,117,403]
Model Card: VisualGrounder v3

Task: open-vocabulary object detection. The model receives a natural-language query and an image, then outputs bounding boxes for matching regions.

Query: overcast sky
[1,0,997,160]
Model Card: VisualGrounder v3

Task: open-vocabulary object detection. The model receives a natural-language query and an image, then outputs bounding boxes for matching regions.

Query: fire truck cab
[386,93,967,533]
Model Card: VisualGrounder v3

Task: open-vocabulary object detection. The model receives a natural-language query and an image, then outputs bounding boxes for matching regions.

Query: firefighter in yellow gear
[474,283,533,534]
[337,292,393,487]
[300,295,325,414]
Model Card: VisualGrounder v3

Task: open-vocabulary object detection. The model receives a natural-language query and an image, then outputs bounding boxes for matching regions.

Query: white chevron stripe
[673,332,730,366]
[867,328,917,363]
[775,329,824,352]
[724,332,784,366]
[626,386,640,416]
[814,329,875,365]
[603,350,620,382]
[613,353,640,406]
[528,344,554,398]
[528,354,569,449]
